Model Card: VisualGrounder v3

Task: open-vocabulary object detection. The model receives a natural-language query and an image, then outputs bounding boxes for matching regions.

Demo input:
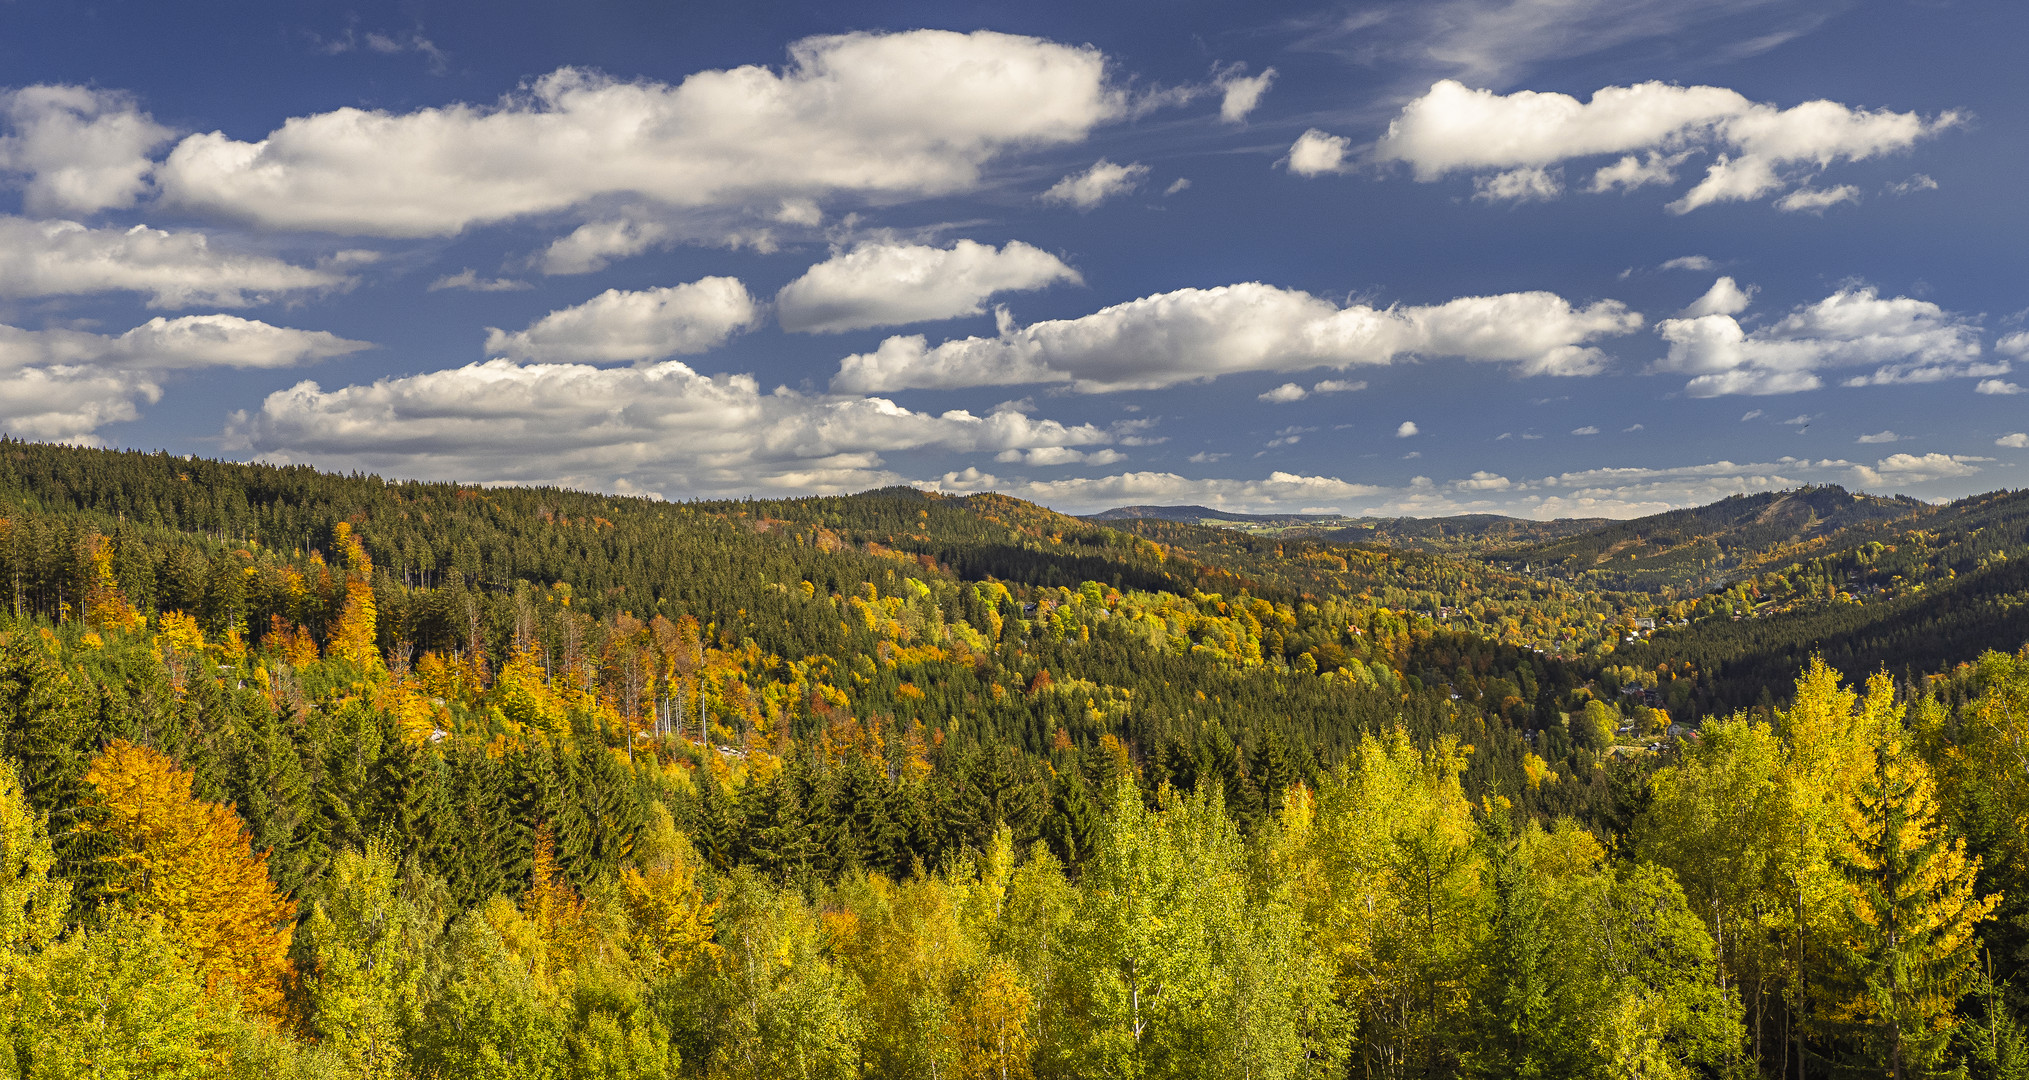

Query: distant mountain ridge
[1090,488,1931,588]
[1085,505,1346,524]
[1082,504,1607,550]
[1484,486,1927,592]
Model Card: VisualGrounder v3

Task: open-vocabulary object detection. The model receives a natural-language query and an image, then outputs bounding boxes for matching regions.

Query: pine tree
[313,700,386,864]
[512,744,594,884]
[441,744,516,908]
[572,740,643,878]
[372,734,450,880]
[797,756,852,881]
[839,753,905,876]
[951,747,1047,853]
[692,762,744,872]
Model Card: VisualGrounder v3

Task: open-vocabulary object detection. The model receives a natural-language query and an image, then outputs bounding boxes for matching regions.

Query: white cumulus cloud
[1286,129,1352,176]
[483,277,760,364]
[1850,452,1987,487]
[147,31,1134,236]
[1040,159,1149,209]
[1360,79,1958,214]
[536,217,677,275]
[1976,379,2024,395]
[1473,166,1561,202]
[1773,184,1859,213]
[0,215,345,307]
[1214,64,1276,123]
[833,281,1642,394]
[1997,433,2028,448]
[994,446,1127,466]
[776,240,1079,334]
[1259,382,1308,403]
[0,315,370,441]
[1655,282,1992,396]
[224,358,1117,497]
[968,470,1388,515]
[1677,275,1755,317]
[0,85,172,215]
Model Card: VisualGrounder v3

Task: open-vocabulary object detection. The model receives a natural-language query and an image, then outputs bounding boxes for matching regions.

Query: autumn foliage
[81,739,295,1022]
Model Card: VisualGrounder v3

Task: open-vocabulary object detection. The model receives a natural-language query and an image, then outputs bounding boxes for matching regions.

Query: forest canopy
[2,439,2027,1079]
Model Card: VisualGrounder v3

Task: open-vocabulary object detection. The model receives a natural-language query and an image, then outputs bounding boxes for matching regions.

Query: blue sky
[0,0,2022,517]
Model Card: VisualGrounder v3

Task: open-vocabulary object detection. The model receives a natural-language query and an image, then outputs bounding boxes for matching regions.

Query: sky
[0,0,2023,519]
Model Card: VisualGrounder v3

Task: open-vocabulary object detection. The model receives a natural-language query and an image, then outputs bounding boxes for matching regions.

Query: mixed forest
[2,437,2027,1079]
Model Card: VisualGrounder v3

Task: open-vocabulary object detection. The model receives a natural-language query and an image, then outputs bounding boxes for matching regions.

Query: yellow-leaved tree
[2,754,70,974]
[1831,728,1998,1078]
[81,740,296,1023]
[326,521,380,669]
[620,802,719,975]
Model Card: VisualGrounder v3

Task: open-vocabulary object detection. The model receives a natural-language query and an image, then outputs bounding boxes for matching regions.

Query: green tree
[1832,728,1999,1078]
[1466,804,1559,1078]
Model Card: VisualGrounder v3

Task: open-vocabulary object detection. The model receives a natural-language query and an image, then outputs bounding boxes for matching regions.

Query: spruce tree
[1044,767,1098,870]
[0,635,101,902]
[227,696,320,898]
[838,753,904,876]
[691,762,743,873]
[1833,729,2000,1078]
[1469,807,1558,1078]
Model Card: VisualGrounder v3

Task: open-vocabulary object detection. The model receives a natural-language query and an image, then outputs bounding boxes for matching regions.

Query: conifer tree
[372,735,450,880]
[1247,729,1298,825]
[744,771,815,883]
[228,698,320,898]
[1044,767,1098,870]
[1469,804,1557,1078]
[440,744,516,909]
[692,762,744,873]
[951,747,1048,854]
[0,635,98,892]
[568,740,642,878]
[838,753,905,875]
[1833,728,2000,1077]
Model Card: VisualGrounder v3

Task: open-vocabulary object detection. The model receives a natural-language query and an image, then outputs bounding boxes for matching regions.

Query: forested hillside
[2,439,2027,1079]
[1487,486,1927,592]
[1616,487,2029,712]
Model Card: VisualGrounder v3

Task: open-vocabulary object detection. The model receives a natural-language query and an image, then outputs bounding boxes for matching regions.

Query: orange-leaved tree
[81,740,295,1022]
